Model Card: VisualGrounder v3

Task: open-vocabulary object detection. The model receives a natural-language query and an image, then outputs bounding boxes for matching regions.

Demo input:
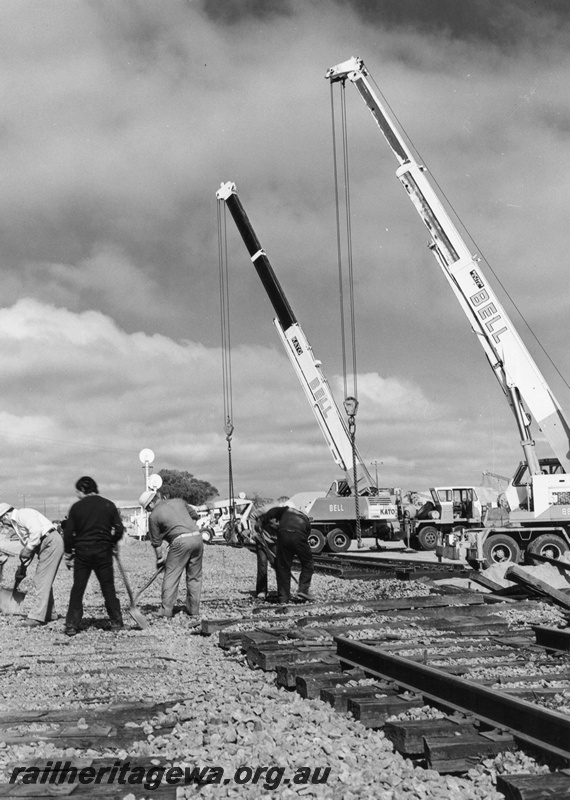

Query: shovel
[0,573,26,615]
[134,564,165,605]
[114,552,149,630]
[255,531,299,588]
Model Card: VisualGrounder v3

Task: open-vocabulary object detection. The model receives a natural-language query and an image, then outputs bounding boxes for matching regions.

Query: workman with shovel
[63,476,124,636]
[139,487,203,624]
[256,505,314,605]
[0,502,64,626]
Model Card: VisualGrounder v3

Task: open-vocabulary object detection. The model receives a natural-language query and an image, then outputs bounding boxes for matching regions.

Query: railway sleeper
[496,771,570,799]
[424,729,515,772]
[0,700,181,729]
[532,625,570,654]
[0,723,175,749]
[295,669,368,699]
[320,682,396,712]
[384,718,478,757]
[275,659,343,689]
[246,644,335,671]
[347,693,425,728]
[204,592,492,635]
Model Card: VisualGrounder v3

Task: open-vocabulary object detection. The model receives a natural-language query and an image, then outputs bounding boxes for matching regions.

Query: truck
[406,486,486,552]
[195,495,255,544]
[216,180,402,553]
[326,57,570,567]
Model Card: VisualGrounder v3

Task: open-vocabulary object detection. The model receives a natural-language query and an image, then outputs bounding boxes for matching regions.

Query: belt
[40,527,57,541]
[174,532,201,539]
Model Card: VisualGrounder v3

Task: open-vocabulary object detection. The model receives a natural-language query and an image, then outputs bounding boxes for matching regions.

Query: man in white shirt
[0,503,64,627]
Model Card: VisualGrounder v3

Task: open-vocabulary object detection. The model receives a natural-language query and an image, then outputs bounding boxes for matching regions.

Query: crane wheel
[526,533,569,561]
[326,528,351,553]
[415,525,438,551]
[482,534,521,567]
[308,529,326,554]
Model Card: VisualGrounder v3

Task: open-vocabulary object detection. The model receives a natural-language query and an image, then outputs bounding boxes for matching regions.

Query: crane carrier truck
[326,57,570,567]
[216,180,402,553]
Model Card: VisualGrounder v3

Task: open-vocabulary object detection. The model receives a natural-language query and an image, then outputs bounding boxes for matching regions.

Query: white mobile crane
[216,181,402,553]
[326,57,570,567]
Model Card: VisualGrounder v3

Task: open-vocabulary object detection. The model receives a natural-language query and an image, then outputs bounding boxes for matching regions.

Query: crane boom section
[216,181,375,494]
[326,58,570,473]
[274,317,370,486]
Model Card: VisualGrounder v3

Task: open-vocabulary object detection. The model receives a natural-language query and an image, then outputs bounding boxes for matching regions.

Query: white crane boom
[216,180,376,495]
[326,57,570,478]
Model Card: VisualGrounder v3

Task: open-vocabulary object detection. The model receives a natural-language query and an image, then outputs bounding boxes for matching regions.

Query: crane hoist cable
[330,79,362,545]
[216,198,237,540]
[330,80,358,401]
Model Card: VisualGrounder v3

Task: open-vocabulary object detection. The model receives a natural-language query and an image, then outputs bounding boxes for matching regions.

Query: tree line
[157,469,287,512]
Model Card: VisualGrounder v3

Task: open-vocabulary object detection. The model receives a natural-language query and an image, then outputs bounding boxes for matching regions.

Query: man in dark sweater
[64,476,124,636]
[256,505,314,605]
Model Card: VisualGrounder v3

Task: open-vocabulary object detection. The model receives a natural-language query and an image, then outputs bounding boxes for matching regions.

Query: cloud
[0,298,467,514]
[0,1,567,519]
[202,0,294,25]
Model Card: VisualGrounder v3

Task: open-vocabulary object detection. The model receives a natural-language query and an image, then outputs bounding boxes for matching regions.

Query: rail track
[310,551,471,581]
[1,542,569,799]
[209,589,570,797]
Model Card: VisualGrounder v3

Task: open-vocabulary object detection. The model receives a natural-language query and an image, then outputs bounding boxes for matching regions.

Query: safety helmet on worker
[139,490,157,511]
[0,503,14,519]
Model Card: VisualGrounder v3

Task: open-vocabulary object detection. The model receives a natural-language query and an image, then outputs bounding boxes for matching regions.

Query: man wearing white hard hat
[0,502,64,626]
[139,486,203,623]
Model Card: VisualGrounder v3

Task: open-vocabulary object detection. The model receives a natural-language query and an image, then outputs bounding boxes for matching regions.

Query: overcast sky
[2,0,570,517]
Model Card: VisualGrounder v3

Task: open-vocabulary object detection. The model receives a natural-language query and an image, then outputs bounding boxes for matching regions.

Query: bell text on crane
[469,271,508,345]
[308,375,333,420]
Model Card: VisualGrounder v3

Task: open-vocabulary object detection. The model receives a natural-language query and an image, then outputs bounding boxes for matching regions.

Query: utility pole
[370,461,383,491]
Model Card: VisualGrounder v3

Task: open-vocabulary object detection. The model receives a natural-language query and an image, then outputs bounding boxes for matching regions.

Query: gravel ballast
[0,537,560,798]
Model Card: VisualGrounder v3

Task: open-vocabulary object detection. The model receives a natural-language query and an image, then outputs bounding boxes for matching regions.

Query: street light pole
[139,448,155,490]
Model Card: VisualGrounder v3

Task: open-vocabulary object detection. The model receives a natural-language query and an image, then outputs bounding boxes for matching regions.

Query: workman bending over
[0,502,64,627]
[251,517,278,600]
[257,505,314,605]
[139,487,203,623]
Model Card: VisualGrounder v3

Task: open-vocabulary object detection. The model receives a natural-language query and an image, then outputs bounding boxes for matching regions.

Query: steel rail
[334,636,570,760]
[312,553,469,574]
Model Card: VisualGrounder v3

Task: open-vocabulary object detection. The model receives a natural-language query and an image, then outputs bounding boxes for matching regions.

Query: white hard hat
[139,490,157,510]
[0,503,14,519]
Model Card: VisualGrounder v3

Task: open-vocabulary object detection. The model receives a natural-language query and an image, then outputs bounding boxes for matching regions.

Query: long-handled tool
[255,530,299,589]
[0,572,26,615]
[114,552,149,630]
[133,564,165,605]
